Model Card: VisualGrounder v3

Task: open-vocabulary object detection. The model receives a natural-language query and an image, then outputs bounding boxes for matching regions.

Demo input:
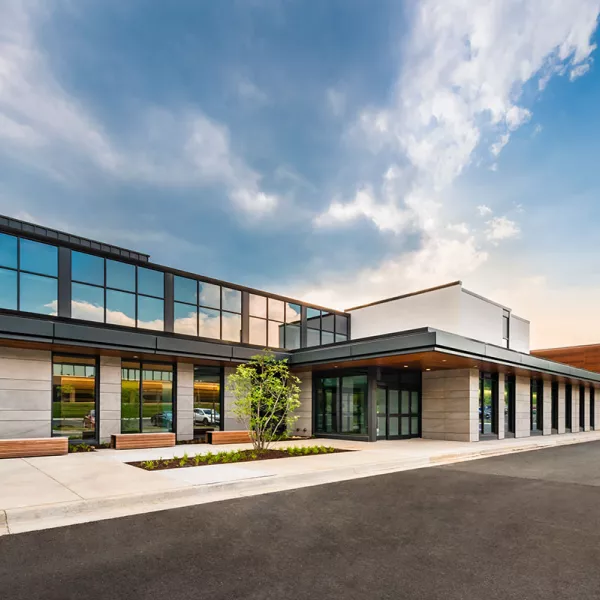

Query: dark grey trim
[164,273,174,333]
[57,247,71,318]
[0,214,149,263]
[300,305,308,348]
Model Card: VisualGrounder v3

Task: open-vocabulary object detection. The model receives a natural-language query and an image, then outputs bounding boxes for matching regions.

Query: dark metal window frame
[530,379,543,434]
[551,382,559,432]
[51,352,100,444]
[565,383,572,432]
[121,359,177,434]
[0,232,58,315]
[479,371,499,439]
[505,374,516,437]
[591,386,596,430]
[579,385,585,431]
[192,365,225,436]
[375,383,420,440]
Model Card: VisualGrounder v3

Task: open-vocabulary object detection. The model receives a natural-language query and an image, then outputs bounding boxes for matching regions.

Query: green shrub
[68,443,95,453]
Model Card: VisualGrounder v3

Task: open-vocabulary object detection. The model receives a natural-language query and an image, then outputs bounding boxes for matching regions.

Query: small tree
[227,352,301,451]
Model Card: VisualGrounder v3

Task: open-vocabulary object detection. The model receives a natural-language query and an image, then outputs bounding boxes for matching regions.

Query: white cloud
[309,0,599,306]
[234,75,269,105]
[485,216,520,242]
[447,222,470,235]
[0,1,278,216]
[570,62,592,79]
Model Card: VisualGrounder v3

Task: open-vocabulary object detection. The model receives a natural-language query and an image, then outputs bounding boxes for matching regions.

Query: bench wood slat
[207,431,252,445]
[0,437,68,459]
[112,433,176,450]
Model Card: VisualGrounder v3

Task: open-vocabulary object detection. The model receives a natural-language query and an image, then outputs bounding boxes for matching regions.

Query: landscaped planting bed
[128,446,348,471]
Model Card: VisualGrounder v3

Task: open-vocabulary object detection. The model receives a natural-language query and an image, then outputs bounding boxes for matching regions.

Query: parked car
[150,411,173,427]
[194,408,220,426]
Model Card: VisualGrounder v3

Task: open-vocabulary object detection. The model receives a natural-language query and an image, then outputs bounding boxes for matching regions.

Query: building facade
[1,215,600,445]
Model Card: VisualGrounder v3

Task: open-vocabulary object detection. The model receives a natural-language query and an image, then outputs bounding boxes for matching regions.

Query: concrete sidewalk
[2,431,600,536]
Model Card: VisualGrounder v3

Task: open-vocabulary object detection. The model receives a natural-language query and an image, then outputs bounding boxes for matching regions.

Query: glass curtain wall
[591,387,596,430]
[504,375,515,437]
[0,233,58,315]
[551,383,559,432]
[565,384,572,432]
[579,385,585,431]
[52,355,97,440]
[479,372,498,437]
[121,361,174,433]
[315,374,367,436]
[530,379,543,434]
[193,366,222,439]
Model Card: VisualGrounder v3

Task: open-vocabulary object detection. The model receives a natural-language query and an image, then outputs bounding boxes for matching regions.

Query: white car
[194,408,219,426]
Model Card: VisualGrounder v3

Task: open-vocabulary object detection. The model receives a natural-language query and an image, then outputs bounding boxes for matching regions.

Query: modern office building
[1,214,600,445]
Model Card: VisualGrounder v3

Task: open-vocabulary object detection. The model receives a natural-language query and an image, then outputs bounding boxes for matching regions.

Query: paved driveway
[3,441,600,600]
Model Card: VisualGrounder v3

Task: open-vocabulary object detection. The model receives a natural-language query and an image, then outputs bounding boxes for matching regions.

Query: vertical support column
[595,385,600,431]
[367,367,378,442]
[176,362,193,441]
[514,376,530,438]
[291,371,312,438]
[571,383,580,433]
[542,380,552,435]
[164,272,174,333]
[241,292,250,345]
[99,356,121,443]
[497,373,505,440]
[557,383,566,434]
[57,247,72,318]
[583,386,590,432]
[223,366,238,431]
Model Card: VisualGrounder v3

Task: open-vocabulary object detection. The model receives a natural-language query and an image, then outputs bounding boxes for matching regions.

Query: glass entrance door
[376,385,419,440]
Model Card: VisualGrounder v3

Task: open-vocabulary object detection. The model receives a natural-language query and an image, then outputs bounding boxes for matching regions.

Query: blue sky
[1,0,600,347]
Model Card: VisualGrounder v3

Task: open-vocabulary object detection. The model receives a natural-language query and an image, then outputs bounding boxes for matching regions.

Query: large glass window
[137,267,164,298]
[479,373,497,437]
[174,302,198,335]
[565,384,572,432]
[72,282,104,322]
[199,307,221,338]
[106,259,135,292]
[137,295,164,330]
[199,282,220,309]
[222,287,242,313]
[121,361,173,433]
[194,366,222,439]
[0,234,58,315]
[106,290,136,326]
[52,355,97,441]
[222,311,242,342]
[72,251,104,286]
[174,276,197,305]
[531,379,542,433]
[315,373,368,436]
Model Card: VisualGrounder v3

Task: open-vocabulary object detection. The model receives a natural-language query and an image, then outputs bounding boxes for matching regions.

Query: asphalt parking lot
[3,441,600,600]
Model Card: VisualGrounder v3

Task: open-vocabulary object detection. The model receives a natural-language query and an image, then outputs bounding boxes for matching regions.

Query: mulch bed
[127,447,350,471]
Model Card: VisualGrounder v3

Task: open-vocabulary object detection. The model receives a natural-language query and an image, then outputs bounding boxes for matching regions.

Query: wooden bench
[207,430,252,445]
[0,437,68,459]
[111,433,176,450]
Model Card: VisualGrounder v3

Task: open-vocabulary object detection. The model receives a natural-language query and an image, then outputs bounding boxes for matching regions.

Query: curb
[4,434,599,535]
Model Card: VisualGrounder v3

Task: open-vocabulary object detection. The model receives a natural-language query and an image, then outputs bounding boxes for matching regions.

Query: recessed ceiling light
[442,359,447,362]
[426,368,431,371]
[404,365,409,368]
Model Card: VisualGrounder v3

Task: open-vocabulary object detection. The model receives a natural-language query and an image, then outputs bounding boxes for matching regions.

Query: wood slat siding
[207,431,252,445]
[111,433,176,450]
[0,437,68,459]
[532,345,600,374]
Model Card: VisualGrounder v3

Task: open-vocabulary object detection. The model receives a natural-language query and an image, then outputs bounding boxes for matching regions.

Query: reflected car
[150,411,173,427]
[478,406,492,420]
[83,409,95,429]
[194,408,220,426]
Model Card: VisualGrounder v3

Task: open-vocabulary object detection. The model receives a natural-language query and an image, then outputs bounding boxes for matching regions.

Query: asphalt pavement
[3,441,600,600]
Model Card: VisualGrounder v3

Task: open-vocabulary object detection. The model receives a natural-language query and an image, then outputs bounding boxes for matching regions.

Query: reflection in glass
[306,308,321,331]
[20,273,57,315]
[390,417,400,436]
[72,252,104,286]
[268,298,285,321]
[401,418,410,436]
[335,315,348,335]
[480,377,493,435]
[389,390,399,413]
[286,302,301,324]
[411,391,419,414]
[0,233,17,269]
[401,390,410,413]
[0,268,17,309]
[316,377,338,433]
[121,362,141,433]
[106,259,135,292]
[306,328,320,347]
[194,366,221,438]
[198,307,220,339]
[174,302,198,335]
[222,287,241,313]
[285,324,301,349]
[52,356,97,440]
[142,364,173,433]
[321,312,335,333]
[137,296,164,330]
[249,317,267,345]
[321,331,334,345]
[106,290,136,326]
[411,417,419,435]
[335,334,347,343]
[222,311,242,342]
[137,267,164,298]
[341,375,367,434]
[174,276,197,305]
[198,282,220,308]
[72,283,104,322]
[268,320,282,348]
[249,294,267,318]
[20,239,58,276]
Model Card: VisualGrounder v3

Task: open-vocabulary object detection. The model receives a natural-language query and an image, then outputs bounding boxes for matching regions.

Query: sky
[1,0,600,349]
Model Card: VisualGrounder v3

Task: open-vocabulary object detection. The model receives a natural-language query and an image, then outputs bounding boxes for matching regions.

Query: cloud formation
[0,1,278,215]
